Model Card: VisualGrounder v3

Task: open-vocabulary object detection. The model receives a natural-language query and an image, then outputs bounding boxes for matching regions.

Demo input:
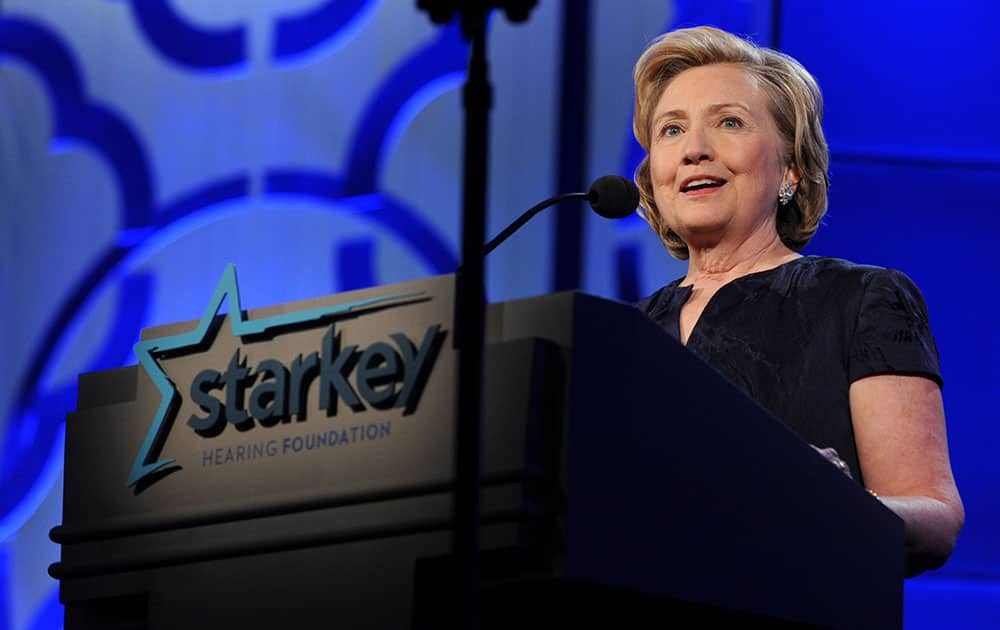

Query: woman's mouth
[681,177,726,196]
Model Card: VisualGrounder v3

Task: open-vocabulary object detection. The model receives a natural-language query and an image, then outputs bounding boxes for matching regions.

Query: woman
[633,26,963,577]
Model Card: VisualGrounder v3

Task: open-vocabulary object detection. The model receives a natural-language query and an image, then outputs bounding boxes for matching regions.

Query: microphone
[481,175,639,258]
[587,174,641,219]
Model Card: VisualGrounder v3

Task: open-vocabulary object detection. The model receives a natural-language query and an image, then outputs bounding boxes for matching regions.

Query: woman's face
[648,63,791,249]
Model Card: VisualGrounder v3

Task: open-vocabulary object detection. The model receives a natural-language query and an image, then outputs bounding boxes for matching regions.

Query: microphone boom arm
[481,191,588,258]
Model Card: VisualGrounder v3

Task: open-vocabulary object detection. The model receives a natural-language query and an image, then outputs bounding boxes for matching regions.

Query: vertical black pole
[418,3,535,627]
[455,5,490,629]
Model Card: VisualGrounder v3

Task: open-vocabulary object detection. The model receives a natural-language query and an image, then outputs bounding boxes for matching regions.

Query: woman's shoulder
[794,255,883,276]
[789,256,934,325]
[788,256,918,291]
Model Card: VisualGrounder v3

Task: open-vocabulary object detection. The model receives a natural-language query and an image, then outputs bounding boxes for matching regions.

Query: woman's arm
[849,374,964,577]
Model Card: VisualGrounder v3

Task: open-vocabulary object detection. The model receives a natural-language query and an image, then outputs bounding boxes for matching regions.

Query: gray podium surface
[50,274,903,629]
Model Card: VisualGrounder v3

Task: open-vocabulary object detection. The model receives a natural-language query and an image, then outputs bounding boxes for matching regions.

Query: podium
[50,273,903,629]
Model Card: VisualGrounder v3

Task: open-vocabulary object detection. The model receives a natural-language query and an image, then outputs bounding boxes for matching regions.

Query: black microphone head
[587,175,640,219]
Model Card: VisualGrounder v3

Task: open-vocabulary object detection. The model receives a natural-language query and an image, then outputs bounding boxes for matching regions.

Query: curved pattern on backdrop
[272,0,376,62]
[342,20,466,196]
[127,0,380,71]
[0,17,154,228]
[128,0,246,71]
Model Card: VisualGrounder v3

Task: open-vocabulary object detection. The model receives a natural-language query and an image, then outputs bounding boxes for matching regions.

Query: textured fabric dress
[636,256,943,486]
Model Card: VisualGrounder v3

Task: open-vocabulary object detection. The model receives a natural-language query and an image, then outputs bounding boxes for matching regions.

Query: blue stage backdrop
[0,1,997,628]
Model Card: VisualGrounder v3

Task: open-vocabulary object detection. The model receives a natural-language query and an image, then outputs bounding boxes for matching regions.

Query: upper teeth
[686,178,720,188]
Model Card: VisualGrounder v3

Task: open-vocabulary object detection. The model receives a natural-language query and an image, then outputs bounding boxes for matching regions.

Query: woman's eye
[661,124,682,137]
[721,117,743,129]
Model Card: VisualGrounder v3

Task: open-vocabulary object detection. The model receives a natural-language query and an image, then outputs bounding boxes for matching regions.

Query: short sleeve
[848,269,943,387]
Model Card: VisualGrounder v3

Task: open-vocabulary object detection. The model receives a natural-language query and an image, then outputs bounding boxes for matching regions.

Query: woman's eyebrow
[652,109,687,127]
[705,101,752,115]
[652,101,753,127]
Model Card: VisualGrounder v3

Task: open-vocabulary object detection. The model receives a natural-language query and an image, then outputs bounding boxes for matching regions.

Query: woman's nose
[682,128,714,164]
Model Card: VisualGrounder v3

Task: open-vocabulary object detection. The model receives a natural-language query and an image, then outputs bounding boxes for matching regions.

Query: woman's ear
[784,163,802,189]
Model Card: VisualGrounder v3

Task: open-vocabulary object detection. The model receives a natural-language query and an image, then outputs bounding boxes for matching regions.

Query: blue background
[0,1,997,628]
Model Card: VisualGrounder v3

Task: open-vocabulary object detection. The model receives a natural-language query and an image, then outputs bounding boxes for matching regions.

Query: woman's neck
[683,229,800,288]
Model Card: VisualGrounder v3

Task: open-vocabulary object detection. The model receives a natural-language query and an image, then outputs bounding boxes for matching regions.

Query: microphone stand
[456,6,488,629]
[417,3,537,628]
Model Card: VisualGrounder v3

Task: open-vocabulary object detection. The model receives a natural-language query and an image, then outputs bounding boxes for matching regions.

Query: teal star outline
[128,263,422,487]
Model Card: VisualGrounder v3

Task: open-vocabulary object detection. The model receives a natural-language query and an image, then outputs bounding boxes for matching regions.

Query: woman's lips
[682,182,726,196]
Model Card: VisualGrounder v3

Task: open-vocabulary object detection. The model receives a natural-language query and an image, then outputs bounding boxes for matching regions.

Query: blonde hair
[633,26,829,259]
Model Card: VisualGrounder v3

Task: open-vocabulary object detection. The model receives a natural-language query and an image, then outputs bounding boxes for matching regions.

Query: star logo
[128,263,422,487]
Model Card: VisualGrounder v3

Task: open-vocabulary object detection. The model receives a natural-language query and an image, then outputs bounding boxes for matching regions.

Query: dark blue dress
[637,256,943,485]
